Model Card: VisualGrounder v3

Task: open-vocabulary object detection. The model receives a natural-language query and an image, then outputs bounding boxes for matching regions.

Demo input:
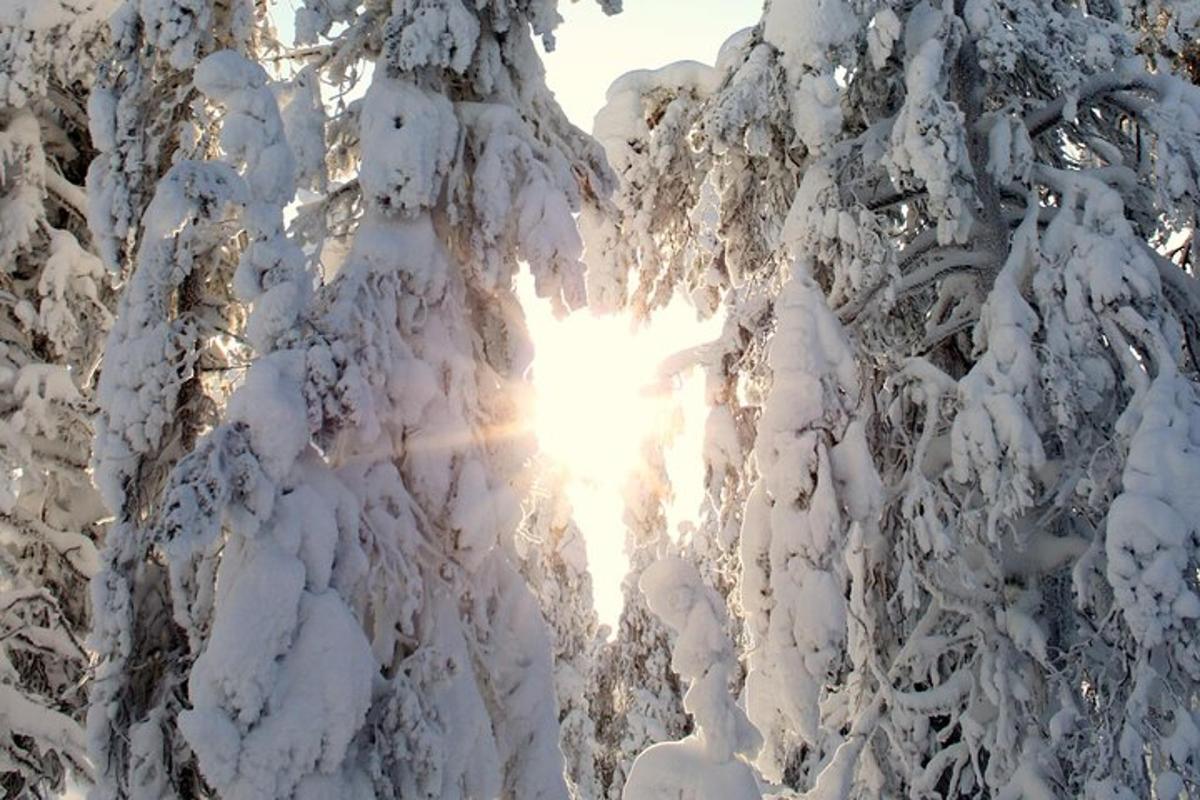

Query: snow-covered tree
[1123,0,1200,81]
[90,1,622,797]
[583,54,772,737]
[84,2,278,794]
[622,556,762,800]
[0,0,115,795]
[590,434,690,799]
[584,60,721,315]
[518,464,604,799]
[608,0,1200,795]
[739,263,884,792]
[800,0,1200,792]
[86,0,269,270]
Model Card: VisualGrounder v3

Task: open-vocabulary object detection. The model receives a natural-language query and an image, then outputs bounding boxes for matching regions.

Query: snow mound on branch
[596,62,721,173]
[763,0,858,70]
[885,18,975,245]
[624,557,761,800]
[1107,372,1200,648]
[383,0,480,75]
[622,738,761,800]
[360,76,457,216]
[763,0,858,151]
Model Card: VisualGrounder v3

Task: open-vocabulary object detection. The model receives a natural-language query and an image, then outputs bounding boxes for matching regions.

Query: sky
[521,280,724,630]
[541,0,761,130]
[531,1,760,627]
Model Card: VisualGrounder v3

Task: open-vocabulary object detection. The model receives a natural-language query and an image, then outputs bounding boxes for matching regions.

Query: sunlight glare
[519,277,723,630]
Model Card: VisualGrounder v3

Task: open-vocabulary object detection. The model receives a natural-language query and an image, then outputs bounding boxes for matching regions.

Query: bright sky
[521,281,724,630]
[531,1,758,627]
[541,0,760,129]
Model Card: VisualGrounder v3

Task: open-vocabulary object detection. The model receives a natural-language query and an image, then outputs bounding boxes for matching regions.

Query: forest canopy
[1,0,1200,798]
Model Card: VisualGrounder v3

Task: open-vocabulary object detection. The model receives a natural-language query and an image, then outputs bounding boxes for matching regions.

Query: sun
[518,277,722,629]
[527,313,662,485]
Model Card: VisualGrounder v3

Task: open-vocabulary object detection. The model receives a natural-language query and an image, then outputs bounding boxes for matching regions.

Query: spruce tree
[611,0,1200,794]
[92,1,622,796]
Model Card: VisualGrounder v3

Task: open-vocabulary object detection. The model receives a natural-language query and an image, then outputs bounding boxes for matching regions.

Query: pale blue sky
[541,0,761,129]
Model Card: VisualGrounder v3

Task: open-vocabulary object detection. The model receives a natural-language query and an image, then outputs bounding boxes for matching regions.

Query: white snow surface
[623,557,761,800]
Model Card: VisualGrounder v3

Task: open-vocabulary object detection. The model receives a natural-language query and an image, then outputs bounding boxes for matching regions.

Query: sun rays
[519,277,722,626]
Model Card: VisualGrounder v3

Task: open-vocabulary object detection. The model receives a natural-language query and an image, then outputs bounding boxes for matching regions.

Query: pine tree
[0,0,114,794]
[583,38,802,717]
[791,0,1200,791]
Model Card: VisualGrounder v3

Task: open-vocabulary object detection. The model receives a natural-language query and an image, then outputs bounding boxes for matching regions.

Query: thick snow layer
[1106,372,1200,647]
[623,738,761,800]
[0,111,47,261]
[886,35,974,245]
[138,0,214,69]
[763,0,857,71]
[950,211,1045,526]
[359,76,458,216]
[184,539,305,736]
[595,61,721,174]
[0,0,115,108]
[384,0,480,75]
[183,589,375,799]
[739,261,882,784]
[455,101,587,309]
[91,159,244,511]
[226,354,310,483]
[625,556,761,799]
[762,0,857,151]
